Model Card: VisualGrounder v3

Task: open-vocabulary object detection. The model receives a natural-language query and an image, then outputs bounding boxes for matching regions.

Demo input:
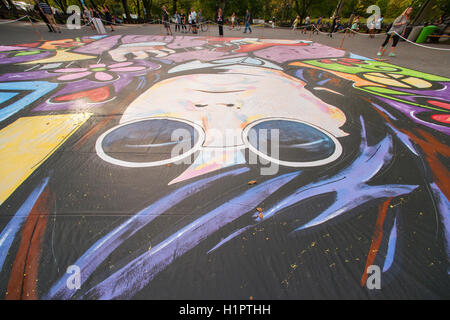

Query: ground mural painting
[0,35,449,299]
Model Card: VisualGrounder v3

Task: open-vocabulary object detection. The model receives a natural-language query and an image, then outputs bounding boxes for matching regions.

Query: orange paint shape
[6,187,53,300]
[360,198,393,287]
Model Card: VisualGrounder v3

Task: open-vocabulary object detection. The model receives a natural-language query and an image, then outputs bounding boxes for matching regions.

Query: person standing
[188,11,192,33]
[303,15,310,34]
[180,9,187,33]
[377,7,412,57]
[38,0,61,33]
[162,5,172,35]
[328,15,337,37]
[191,8,198,34]
[174,11,180,32]
[243,9,252,34]
[231,12,236,29]
[217,8,224,37]
[314,16,322,34]
[376,15,384,34]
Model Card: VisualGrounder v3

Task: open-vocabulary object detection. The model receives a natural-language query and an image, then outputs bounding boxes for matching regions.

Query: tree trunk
[6,0,18,15]
[142,0,152,20]
[172,0,177,13]
[121,0,131,23]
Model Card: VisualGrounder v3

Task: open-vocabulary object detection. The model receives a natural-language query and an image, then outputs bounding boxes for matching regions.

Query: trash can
[416,25,437,43]
[408,26,424,42]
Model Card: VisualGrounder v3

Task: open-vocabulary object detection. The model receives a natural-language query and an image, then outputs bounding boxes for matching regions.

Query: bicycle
[199,21,208,32]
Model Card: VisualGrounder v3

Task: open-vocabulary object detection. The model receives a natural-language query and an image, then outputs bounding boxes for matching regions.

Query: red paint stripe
[428,100,450,110]
[360,198,392,287]
[53,86,110,103]
[431,114,450,124]
[5,187,52,300]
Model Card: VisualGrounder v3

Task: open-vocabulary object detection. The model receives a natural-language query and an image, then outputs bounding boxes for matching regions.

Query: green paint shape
[303,60,450,82]
[15,50,41,56]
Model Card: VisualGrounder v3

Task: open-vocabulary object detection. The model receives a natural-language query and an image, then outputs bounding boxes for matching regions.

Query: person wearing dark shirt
[102,5,114,32]
[217,8,224,37]
[243,9,252,34]
[162,5,172,35]
[38,1,61,33]
[180,9,187,33]
[34,2,54,32]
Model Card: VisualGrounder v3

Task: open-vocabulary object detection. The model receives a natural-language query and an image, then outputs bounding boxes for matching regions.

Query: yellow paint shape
[0,113,91,205]
[364,74,410,88]
[20,50,95,65]
[403,77,432,89]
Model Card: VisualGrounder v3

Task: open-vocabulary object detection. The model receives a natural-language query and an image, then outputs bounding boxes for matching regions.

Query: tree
[121,0,131,22]
[142,0,152,20]
[293,0,314,23]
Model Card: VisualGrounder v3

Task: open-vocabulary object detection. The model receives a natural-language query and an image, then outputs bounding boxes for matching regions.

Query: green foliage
[20,0,446,21]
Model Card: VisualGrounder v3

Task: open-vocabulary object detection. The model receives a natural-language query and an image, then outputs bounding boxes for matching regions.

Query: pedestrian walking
[292,15,300,31]
[243,9,252,34]
[102,5,114,32]
[92,8,106,34]
[314,16,322,34]
[38,0,61,33]
[83,5,95,31]
[34,1,54,32]
[377,7,412,57]
[349,16,359,37]
[328,15,337,37]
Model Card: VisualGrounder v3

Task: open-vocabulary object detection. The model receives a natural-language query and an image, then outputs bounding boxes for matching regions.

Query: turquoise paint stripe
[0,92,19,104]
[0,81,58,123]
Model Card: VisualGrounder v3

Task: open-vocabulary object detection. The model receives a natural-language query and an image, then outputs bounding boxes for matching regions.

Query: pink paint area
[110,67,146,72]
[254,43,345,64]
[95,72,113,81]
[169,162,223,185]
[0,46,27,52]
[431,114,450,124]
[54,68,88,73]
[89,64,106,68]
[109,62,134,68]
[57,71,92,81]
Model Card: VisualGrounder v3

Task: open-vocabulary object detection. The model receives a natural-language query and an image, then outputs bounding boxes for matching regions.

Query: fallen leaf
[248,180,257,185]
